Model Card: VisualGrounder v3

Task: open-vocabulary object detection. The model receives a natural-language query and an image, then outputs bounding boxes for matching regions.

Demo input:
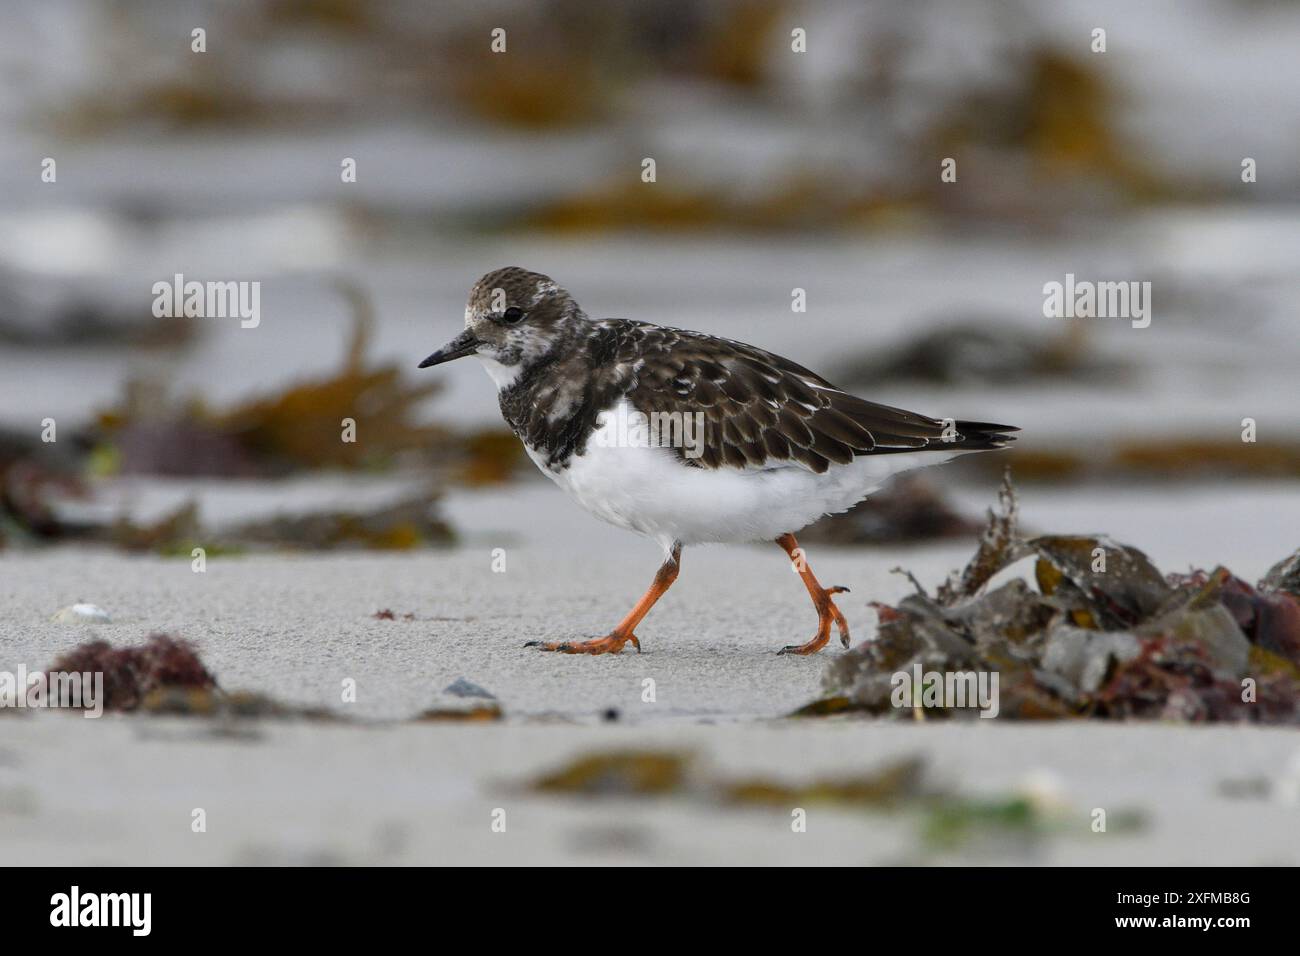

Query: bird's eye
[502,307,525,324]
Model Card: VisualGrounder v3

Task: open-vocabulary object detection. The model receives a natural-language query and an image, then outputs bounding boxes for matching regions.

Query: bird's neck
[493,322,607,466]
[486,317,588,396]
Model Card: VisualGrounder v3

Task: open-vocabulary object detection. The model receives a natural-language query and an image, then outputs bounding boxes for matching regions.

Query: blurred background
[5,0,1300,869]
[1,0,1298,569]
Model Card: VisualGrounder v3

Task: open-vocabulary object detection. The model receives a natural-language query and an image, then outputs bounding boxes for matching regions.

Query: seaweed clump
[44,634,339,720]
[818,473,1300,723]
[47,633,217,712]
[524,749,1143,856]
[92,286,447,478]
[526,750,929,809]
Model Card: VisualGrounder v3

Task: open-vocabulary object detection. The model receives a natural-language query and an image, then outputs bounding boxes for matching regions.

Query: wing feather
[595,321,1016,473]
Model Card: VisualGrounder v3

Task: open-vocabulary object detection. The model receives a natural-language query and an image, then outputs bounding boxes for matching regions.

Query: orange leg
[527,544,682,655]
[775,533,850,655]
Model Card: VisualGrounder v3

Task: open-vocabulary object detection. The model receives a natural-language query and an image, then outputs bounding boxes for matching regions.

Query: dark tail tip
[955,420,1019,450]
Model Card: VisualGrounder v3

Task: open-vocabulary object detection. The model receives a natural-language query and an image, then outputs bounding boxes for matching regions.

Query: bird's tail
[952,420,1019,451]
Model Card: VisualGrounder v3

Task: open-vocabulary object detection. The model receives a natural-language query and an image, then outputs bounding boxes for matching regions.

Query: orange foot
[525,632,640,655]
[778,585,851,656]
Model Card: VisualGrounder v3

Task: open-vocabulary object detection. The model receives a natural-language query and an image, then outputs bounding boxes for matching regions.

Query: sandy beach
[4,483,1299,865]
[5,714,1300,866]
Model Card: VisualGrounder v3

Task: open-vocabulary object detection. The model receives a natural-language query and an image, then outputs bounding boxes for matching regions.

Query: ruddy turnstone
[420,267,1017,656]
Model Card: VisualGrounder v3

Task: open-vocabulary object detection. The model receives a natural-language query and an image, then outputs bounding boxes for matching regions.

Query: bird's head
[418,267,582,381]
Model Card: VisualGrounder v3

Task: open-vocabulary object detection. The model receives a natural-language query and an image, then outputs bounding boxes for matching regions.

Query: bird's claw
[525,633,640,655]
[779,584,852,655]
[777,639,821,656]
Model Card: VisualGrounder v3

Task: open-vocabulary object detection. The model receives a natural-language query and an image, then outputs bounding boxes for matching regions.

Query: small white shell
[51,603,112,624]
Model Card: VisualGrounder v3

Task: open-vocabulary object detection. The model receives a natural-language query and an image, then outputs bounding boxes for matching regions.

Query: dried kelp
[936,469,1028,604]
[88,282,519,484]
[95,287,447,477]
[1032,535,1171,629]
[820,478,1300,723]
[1260,549,1300,598]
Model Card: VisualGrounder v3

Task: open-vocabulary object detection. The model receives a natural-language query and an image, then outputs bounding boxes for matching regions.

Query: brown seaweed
[818,477,1300,724]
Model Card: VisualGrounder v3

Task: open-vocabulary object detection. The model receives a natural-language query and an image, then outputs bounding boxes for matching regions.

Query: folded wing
[605,322,1018,474]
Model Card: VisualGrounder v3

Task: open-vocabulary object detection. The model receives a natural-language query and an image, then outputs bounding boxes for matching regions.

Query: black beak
[418,329,480,368]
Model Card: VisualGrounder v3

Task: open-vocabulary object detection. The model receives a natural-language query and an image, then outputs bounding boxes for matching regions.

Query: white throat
[476,354,522,390]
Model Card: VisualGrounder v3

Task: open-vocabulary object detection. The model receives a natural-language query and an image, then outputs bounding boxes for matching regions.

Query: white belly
[523,400,953,551]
